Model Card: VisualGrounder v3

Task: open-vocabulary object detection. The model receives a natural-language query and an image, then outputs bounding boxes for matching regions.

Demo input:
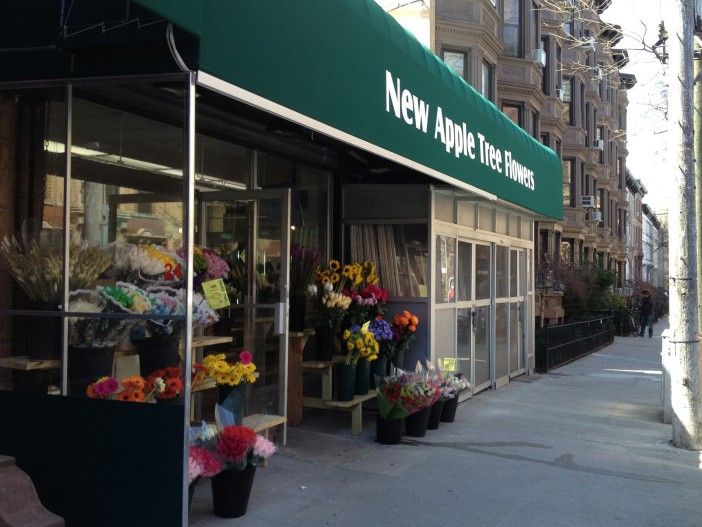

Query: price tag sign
[442,357,457,372]
[202,278,231,310]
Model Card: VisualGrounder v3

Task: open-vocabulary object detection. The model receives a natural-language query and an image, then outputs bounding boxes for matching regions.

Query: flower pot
[67,345,115,397]
[137,336,181,377]
[354,359,370,395]
[314,325,335,361]
[404,406,431,437]
[369,357,387,389]
[376,415,404,445]
[218,384,246,425]
[440,396,459,423]
[211,465,257,518]
[188,480,197,512]
[334,362,356,401]
[426,399,445,430]
[289,295,306,332]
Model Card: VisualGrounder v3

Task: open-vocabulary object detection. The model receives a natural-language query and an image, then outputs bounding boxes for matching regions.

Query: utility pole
[668,0,701,449]
[695,35,702,334]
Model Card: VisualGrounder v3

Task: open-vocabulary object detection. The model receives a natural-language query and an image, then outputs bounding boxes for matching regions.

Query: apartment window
[541,37,550,95]
[584,173,590,195]
[540,132,550,146]
[556,44,562,91]
[580,162,586,197]
[580,82,585,128]
[442,50,467,80]
[481,60,494,101]
[563,158,575,207]
[585,102,592,143]
[555,138,562,158]
[561,238,575,264]
[532,111,539,138]
[563,17,574,36]
[531,2,540,49]
[562,77,574,125]
[597,126,605,163]
[598,188,605,224]
[617,158,624,189]
[503,0,523,58]
[502,102,523,127]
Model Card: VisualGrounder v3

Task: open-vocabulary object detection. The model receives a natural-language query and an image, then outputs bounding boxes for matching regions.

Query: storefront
[0,1,561,525]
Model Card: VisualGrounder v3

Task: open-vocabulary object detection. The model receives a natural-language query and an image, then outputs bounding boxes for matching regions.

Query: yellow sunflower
[329,260,341,271]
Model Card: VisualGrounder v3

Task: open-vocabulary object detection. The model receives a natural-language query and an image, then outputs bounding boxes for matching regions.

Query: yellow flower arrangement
[342,321,379,365]
[203,352,257,386]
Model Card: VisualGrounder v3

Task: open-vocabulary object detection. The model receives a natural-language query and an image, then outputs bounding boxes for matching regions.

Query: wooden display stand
[287,329,314,426]
[301,355,377,435]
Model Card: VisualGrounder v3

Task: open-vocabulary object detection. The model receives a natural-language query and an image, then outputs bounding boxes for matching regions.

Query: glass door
[509,248,527,378]
[199,189,291,433]
[473,243,492,392]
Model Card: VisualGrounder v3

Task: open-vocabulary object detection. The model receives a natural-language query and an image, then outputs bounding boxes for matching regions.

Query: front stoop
[0,455,64,527]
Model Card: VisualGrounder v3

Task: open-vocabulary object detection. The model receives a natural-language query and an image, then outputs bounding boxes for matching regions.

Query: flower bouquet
[438,372,470,423]
[209,425,277,518]
[145,366,184,404]
[341,321,379,397]
[86,374,163,402]
[289,244,324,331]
[177,245,230,290]
[375,374,410,444]
[113,242,183,284]
[203,351,257,425]
[390,310,420,369]
[397,371,440,437]
[340,261,388,326]
[211,242,246,304]
[312,261,352,360]
[367,317,394,387]
[0,235,112,360]
[66,286,143,396]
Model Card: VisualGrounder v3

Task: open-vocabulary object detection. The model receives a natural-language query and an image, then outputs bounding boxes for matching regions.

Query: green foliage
[551,261,620,322]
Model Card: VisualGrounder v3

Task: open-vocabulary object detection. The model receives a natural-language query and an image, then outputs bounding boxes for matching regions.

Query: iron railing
[535,316,614,373]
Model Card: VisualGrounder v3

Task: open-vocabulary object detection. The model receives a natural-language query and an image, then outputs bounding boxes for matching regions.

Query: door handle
[471,309,478,330]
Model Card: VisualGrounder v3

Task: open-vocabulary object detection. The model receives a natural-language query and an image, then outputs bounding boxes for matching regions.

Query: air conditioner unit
[593,139,605,150]
[591,66,603,78]
[591,210,603,222]
[556,88,564,101]
[531,48,546,67]
[579,38,596,51]
[581,195,596,208]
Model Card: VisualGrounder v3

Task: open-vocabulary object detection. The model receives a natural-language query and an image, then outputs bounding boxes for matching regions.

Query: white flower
[323,282,333,293]
[153,377,166,394]
[308,284,318,296]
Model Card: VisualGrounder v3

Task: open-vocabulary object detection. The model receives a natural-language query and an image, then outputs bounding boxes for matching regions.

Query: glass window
[475,244,491,300]
[532,111,539,138]
[532,2,540,49]
[496,246,509,298]
[563,17,574,36]
[510,250,518,297]
[562,158,575,207]
[502,103,522,127]
[562,77,574,125]
[457,201,475,227]
[540,132,549,146]
[442,50,467,80]
[503,0,523,58]
[541,37,550,95]
[457,242,472,302]
[436,236,456,303]
[481,61,494,101]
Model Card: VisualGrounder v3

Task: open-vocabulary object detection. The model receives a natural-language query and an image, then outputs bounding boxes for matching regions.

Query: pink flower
[188,456,202,483]
[253,435,277,460]
[189,446,221,479]
[239,351,253,365]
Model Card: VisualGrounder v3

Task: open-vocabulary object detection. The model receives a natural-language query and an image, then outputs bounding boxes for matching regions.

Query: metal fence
[535,316,614,373]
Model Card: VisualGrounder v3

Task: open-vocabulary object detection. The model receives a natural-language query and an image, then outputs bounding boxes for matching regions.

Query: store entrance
[199,189,291,426]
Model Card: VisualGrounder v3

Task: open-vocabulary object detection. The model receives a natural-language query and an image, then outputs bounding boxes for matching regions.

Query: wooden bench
[300,356,345,401]
[302,391,376,435]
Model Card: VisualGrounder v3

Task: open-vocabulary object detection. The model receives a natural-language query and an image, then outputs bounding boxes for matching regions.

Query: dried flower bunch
[0,235,111,305]
[290,243,324,296]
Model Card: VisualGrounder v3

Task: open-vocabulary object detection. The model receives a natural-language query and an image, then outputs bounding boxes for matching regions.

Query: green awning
[12,0,563,219]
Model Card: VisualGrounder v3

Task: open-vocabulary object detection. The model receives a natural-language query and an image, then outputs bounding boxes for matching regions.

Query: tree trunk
[667,0,701,449]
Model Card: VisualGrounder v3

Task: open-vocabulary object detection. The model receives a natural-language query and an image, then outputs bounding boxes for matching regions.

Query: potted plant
[209,425,277,518]
[389,310,419,370]
[312,260,352,360]
[0,236,112,359]
[439,372,470,423]
[202,351,257,424]
[65,287,139,397]
[368,317,394,388]
[399,372,440,437]
[375,375,409,444]
[289,244,323,332]
[342,321,379,397]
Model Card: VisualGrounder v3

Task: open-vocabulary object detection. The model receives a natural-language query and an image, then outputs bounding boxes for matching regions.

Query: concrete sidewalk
[191,317,702,527]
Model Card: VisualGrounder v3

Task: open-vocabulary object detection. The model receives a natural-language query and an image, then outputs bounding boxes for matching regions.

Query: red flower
[216,426,257,463]
[162,377,183,399]
[189,446,221,477]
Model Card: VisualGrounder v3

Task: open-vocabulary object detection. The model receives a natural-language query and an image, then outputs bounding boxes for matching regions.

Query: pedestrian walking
[638,290,653,338]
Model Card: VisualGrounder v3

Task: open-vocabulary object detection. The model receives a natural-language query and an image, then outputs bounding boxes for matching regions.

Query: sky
[602,0,669,213]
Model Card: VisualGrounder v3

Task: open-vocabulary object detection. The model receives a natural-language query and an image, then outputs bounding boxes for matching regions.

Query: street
[191,317,701,527]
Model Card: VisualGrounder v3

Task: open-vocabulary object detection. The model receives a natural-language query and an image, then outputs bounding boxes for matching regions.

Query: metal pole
[181,72,196,525]
[60,85,72,396]
[695,36,702,333]
[668,0,701,449]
